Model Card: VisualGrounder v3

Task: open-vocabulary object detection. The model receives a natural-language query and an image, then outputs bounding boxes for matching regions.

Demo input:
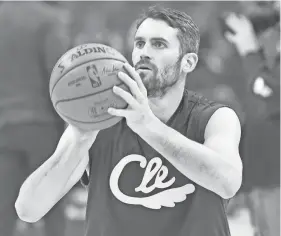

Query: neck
[148,79,185,123]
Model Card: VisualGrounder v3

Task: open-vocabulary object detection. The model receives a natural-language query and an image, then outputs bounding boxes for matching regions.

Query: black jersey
[85,90,230,236]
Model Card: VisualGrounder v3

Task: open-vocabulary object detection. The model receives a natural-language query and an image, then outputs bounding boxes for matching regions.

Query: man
[224,7,280,236]
[15,6,242,236]
[0,2,70,236]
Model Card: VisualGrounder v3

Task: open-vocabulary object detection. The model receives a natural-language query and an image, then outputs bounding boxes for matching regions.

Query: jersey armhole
[196,102,228,143]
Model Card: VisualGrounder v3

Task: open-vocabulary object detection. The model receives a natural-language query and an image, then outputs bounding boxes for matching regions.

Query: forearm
[17,134,84,200]
[139,119,238,198]
[15,126,97,222]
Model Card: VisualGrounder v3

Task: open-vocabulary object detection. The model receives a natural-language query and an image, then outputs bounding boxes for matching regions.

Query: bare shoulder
[204,107,241,144]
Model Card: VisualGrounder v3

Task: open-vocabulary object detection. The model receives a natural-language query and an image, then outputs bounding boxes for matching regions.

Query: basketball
[49,43,129,131]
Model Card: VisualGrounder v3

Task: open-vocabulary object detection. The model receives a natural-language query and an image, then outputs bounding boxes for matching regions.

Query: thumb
[224,32,236,43]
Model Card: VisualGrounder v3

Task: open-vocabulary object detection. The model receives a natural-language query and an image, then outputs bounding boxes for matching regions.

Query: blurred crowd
[0,1,279,236]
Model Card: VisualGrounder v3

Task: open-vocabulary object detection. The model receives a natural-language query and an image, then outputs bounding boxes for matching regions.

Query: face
[132,18,184,98]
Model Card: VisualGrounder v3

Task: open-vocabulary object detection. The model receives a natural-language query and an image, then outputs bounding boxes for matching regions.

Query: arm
[108,64,242,199]
[138,107,242,199]
[15,125,98,223]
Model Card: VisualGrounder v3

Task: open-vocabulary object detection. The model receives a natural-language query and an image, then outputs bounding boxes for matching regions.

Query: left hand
[108,63,157,134]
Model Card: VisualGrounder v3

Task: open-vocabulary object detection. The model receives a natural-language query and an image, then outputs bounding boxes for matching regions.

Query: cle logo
[110,154,195,209]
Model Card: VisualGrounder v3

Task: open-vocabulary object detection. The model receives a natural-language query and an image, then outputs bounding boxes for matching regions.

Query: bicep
[203,107,242,170]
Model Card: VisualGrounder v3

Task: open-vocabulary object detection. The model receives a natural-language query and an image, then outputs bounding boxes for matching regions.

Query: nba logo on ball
[49,43,130,131]
[86,64,102,88]
[88,106,98,117]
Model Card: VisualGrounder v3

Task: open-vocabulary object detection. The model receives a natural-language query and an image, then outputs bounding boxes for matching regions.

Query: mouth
[136,64,153,71]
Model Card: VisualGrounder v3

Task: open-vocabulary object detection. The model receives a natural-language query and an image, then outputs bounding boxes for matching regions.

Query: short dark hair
[136,6,200,56]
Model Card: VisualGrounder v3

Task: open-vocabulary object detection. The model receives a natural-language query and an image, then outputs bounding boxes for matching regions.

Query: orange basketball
[49,43,129,131]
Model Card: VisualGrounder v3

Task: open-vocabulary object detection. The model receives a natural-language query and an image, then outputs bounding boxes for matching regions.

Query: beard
[137,58,182,98]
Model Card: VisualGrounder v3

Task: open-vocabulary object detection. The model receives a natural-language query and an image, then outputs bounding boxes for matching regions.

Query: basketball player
[15,6,243,236]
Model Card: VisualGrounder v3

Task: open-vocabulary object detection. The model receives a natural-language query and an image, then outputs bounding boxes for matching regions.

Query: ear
[181,53,198,73]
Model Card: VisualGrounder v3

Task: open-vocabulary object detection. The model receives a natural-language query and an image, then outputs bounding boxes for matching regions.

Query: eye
[153,41,167,49]
[135,40,145,49]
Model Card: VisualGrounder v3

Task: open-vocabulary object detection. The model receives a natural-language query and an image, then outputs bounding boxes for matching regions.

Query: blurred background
[0,1,279,236]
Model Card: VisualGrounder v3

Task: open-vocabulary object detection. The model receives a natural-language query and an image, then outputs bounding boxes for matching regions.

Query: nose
[140,55,151,61]
[139,44,151,61]
[132,43,152,65]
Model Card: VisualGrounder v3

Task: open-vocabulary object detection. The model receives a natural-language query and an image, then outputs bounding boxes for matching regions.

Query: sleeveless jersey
[85,90,231,236]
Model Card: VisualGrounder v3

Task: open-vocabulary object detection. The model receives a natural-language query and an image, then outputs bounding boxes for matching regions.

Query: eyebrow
[134,36,169,44]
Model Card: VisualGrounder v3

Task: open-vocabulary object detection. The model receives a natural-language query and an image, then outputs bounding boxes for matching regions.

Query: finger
[118,71,144,101]
[229,13,241,23]
[123,63,147,96]
[113,85,139,108]
[240,14,252,26]
[224,13,235,25]
[225,13,240,30]
[107,107,129,118]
